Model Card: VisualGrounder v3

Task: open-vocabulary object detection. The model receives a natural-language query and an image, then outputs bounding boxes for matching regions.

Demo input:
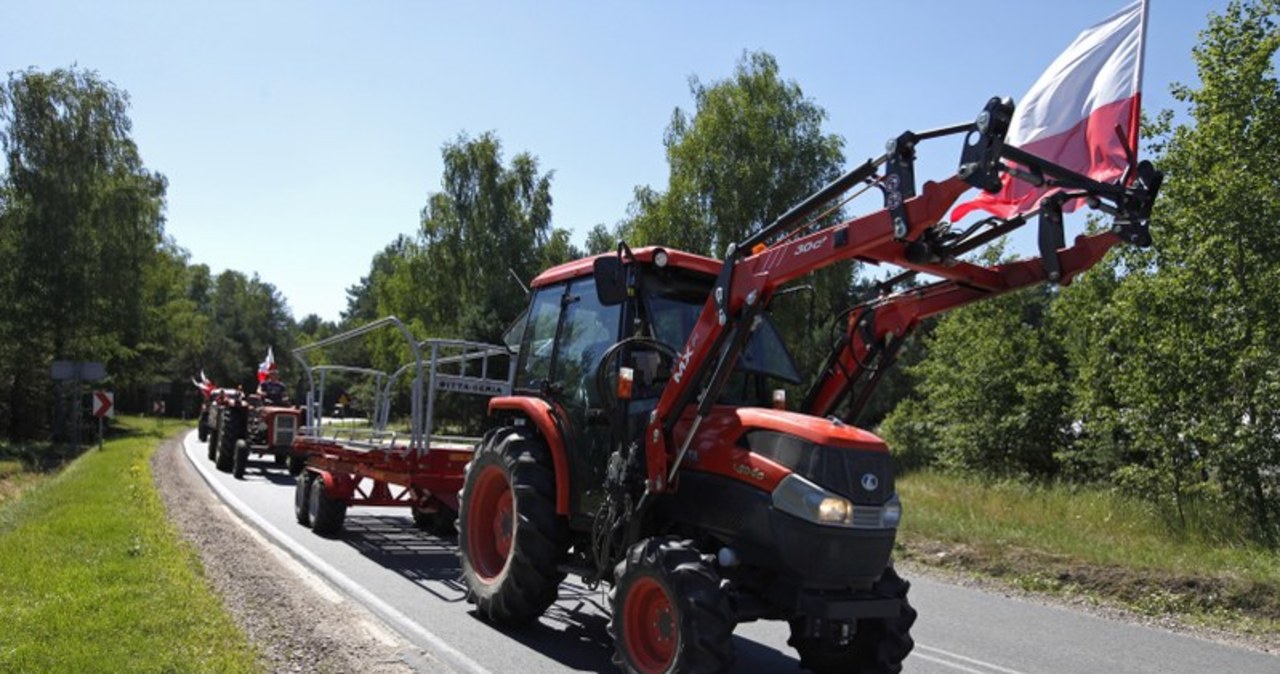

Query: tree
[1082,0,1280,540]
[619,51,854,380]
[0,67,167,439]
[880,246,1068,478]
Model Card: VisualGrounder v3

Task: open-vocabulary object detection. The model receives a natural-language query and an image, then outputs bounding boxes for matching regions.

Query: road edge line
[180,430,492,674]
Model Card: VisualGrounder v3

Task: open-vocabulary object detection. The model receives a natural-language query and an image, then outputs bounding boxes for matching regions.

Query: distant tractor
[205,388,305,479]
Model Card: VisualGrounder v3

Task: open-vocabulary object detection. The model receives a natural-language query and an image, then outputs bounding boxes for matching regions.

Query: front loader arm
[641,96,1160,495]
[803,228,1123,421]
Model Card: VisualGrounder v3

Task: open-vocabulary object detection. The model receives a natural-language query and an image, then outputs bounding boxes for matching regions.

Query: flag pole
[1129,0,1150,157]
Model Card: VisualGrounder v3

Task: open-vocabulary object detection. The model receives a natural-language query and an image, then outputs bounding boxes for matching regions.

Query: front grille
[273,415,296,447]
[746,431,894,505]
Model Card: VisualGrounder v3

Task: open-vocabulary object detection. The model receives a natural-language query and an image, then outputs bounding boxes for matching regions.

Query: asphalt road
[180,431,1277,674]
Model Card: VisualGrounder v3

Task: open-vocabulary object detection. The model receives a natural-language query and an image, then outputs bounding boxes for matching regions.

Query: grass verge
[896,470,1280,638]
[0,416,260,673]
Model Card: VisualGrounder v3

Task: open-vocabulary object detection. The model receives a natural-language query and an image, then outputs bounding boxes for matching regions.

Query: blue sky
[1,1,1228,321]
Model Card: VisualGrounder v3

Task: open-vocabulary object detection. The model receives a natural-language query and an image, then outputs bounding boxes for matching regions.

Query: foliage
[618,50,858,383]
[0,67,167,439]
[881,258,1068,478]
[885,0,1280,546]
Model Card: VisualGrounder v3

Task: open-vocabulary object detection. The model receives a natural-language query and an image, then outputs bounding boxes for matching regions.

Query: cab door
[514,276,621,521]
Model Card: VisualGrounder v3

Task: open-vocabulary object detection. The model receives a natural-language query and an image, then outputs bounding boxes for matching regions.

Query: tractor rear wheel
[232,439,250,479]
[215,411,242,473]
[609,537,736,674]
[308,475,346,537]
[457,428,568,625]
[294,472,313,527]
[786,566,916,674]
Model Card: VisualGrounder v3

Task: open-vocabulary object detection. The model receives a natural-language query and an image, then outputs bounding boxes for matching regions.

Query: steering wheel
[593,337,680,413]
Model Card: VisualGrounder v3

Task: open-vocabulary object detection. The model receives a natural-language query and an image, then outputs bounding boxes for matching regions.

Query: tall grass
[0,417,259,673]
[898,470,1280,584]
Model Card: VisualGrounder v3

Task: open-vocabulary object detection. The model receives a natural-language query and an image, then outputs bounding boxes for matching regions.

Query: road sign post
[92,390,114,450]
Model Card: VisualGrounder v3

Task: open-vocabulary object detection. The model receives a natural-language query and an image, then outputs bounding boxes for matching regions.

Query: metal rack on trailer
[290,316,515,537]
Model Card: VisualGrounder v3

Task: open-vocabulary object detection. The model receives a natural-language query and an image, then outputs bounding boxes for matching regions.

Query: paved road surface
[180,431,1277,673]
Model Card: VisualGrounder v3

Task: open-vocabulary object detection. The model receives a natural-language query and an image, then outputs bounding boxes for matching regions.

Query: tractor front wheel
[457,428,568,625]
[609,537,736,674]
[206,428,218,462]
[287,455,306,476]
[233,439,250,479]
[786,566,917,674]
[294,472,313,527]
[215,411,242,473]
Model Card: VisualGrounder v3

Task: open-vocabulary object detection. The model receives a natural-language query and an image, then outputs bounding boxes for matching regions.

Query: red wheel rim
[467,465,514,582]
[623,576,677,673]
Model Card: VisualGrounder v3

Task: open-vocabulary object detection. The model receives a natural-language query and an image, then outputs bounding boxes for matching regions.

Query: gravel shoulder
[151,431,446,673]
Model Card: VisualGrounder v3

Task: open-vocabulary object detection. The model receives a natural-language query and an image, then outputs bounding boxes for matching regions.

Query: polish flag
[951,0,1149,221]
[257,346,276,383]
[192,370,216,399]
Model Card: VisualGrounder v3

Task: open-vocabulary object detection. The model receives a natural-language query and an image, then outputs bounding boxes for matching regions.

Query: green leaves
[884,0,1280,545]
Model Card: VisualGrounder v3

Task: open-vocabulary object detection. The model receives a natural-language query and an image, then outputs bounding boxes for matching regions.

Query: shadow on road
[275,496,804,673]
[341,514,471,603]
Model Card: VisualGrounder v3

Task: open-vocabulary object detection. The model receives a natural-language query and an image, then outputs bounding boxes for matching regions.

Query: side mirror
[594,256,628,306]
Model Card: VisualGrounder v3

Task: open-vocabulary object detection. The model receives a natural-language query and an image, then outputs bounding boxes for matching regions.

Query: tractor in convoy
[199,381,305,480]
[452,97,1159,674]
[289,97,1158,673]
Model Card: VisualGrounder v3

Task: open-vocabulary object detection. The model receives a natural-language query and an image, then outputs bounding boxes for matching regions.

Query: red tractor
[454,98,1160,673]
[204,387,305,479]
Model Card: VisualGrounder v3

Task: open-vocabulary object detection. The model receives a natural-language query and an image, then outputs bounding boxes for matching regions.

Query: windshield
[642,268,801,386]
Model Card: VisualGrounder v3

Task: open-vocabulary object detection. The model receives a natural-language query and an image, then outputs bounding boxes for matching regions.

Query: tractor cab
[511,246,801,522]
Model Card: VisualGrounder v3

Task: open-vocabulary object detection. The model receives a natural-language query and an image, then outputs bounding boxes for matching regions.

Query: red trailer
[289,317,515,537]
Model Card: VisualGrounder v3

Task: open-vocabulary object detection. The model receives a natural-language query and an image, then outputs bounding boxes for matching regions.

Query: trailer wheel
[413,505,457,537]
[786,566,916,674]
[308,475,347,537]
[232,439,250,479]
[608,537,735,674]
[215,411,242,473]
[287,455,306,476]
[294,472,313,527]
[458,428,568,625]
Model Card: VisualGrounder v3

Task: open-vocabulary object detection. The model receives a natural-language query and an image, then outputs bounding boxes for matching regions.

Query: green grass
[0,416,260,673]
[897,470,1280,632]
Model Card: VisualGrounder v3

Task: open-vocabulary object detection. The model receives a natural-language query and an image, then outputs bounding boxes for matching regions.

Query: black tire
[608,537,736,674]
[786,566,917,674]
[287,454,306,477]
[413,505,457,537]
[197,421,209,443]
[294,472,313,527]
[215,410,242,473]
[206,428,218,462]
[273,452,288,467]
[232,439,250,479]
[457,428,568,625]
[308,475,347,537]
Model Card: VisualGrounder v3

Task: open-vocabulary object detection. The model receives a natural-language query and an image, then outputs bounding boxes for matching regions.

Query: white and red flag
[951,0,1149,221]
[257,346,276,383]
[192,370,216,399]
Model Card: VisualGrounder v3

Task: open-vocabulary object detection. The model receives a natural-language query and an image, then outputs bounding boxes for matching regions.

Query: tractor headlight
[772,474,901,529]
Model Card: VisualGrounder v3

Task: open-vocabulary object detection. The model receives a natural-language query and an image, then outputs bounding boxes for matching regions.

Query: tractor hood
[675,406,894,502]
